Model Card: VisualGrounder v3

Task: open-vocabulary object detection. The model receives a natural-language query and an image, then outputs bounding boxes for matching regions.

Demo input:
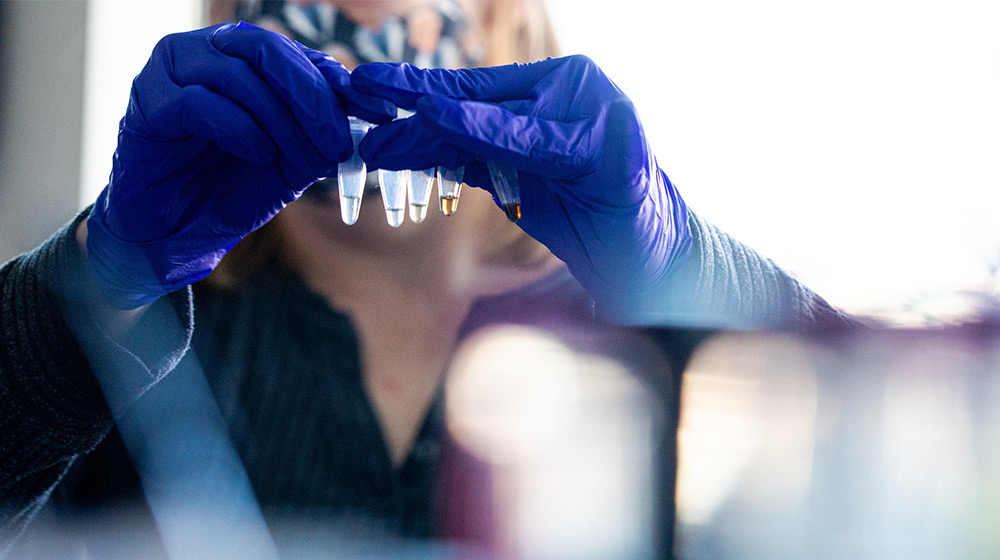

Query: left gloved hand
[84,23,396,309]
[351,55,692,321]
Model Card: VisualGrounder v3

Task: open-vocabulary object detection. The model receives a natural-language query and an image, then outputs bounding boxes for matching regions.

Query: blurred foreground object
[675,330,1000,560]
[446,326,676,559]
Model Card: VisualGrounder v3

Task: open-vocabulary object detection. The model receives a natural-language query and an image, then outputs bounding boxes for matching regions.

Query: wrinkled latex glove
[351,55,692,321]
[86,22,396,309]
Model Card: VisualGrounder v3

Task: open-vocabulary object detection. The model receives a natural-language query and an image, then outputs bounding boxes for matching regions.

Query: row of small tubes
[338,114,521,227]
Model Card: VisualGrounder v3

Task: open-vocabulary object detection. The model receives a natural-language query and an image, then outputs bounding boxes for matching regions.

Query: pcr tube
[377,108,415,227]
[337,116,371,225]
[437,166,465,216]
[378,168,409,227]
[408,168,436,223]
[486,160,521,222]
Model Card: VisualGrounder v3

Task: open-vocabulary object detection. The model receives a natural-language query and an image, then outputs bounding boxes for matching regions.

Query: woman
[0,0,853,556]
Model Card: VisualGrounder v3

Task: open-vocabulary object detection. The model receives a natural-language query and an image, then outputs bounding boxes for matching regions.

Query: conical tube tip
[385,208,405,228]
[340,196,362,225]
[440,196,459,216]
[502,202,521,223]
[409,204,428,223]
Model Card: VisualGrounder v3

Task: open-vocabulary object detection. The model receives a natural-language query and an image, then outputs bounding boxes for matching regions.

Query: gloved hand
[85,22,396,309]
[351,55,692,320]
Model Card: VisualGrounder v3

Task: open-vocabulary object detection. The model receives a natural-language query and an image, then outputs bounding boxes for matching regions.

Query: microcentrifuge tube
[486,160,521,222]
[337,117,371,225]
[378,168,410,227]
[375,108,415,227]
[437,166,465,216]
[408,168,436,223]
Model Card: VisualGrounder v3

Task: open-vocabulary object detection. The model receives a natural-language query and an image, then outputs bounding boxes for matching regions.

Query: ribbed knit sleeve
[602,210,859,330]
[0,210,193,555]
[685,211,856,329]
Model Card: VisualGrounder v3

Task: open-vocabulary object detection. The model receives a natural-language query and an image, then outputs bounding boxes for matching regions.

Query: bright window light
[80,0,203,210]
[547,0,1000,321]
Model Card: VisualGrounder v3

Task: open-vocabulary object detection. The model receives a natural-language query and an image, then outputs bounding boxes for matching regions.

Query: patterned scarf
[233,0,481,69]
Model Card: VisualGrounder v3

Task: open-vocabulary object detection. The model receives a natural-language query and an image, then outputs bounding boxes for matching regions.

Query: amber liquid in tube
[440,196,459,216]
[503,203,521,223]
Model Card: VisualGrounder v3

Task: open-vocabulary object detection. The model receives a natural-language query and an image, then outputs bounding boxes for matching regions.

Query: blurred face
[222,0,549,278]
[253,0,486,250]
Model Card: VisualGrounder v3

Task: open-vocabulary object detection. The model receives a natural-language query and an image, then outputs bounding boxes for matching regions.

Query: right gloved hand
[85,22,396,309]
[351,56,691,322]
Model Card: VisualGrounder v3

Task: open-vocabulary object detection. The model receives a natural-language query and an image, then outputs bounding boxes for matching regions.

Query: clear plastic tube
[376,108,415,227]
[337,117,371,225]
[378,168,410,227]
[437,166,465,216]
[487,160,521,222]
[408,168,436,223]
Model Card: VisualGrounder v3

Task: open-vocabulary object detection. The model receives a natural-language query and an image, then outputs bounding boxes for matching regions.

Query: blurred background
[2,0,999,324]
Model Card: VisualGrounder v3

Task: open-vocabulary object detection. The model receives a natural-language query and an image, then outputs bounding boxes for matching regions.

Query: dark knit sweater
[0,209,854,557]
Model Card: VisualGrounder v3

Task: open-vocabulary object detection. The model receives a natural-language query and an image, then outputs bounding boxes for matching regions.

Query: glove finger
[210,22,351,162]
[166,38,335,186]
[358,116,475,171]
[358,96,575,171]
[294,44,398,125]
[414,94,597,179]
[177,85,277,164]
[460,161,496,197]
[350,57,568,107]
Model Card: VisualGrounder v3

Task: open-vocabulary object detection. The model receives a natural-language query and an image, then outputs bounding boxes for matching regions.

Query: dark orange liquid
[503,203,521,223]
[440,196,459,216]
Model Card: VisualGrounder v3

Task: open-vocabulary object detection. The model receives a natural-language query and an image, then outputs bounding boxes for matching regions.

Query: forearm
[0,209,193,554]
[684,211,857,328]
[1,212,115,553]
[74,220,149,340]
[600,210,859,330]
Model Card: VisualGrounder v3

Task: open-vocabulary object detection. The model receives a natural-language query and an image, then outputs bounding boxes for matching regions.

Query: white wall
[547,0,1000,319]
[0,0,203,263]
[79,0,204,208]
[0,1,87,262]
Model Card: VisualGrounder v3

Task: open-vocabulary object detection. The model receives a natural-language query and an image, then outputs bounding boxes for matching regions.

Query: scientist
[0,0,852,555]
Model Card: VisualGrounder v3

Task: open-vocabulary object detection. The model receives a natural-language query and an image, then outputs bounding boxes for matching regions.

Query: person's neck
[275,206,480,466]
[292,225,476,337]
[272,198,561,466]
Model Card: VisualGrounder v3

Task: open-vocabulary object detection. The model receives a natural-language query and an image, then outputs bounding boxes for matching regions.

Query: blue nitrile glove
[85,22,396,309]
[351,55,692,321]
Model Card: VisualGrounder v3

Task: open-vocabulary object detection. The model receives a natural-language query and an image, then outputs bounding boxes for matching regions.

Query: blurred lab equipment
[672,328,1000,560]
[445,325,678,560]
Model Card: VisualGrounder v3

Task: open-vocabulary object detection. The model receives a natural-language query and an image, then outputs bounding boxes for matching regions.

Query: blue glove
[351,55,692,320]
[86,22,396,309]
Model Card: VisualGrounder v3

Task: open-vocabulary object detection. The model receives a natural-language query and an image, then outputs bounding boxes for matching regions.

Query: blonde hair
[205,0,560,289]
[476,0,560,66]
